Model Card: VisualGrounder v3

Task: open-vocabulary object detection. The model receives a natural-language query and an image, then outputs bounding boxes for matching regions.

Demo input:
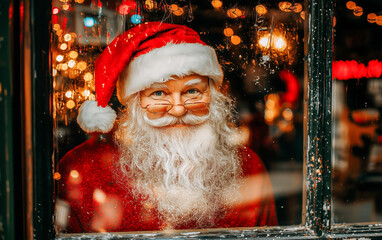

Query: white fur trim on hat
[117,43,223,105]
[77,100,117,133]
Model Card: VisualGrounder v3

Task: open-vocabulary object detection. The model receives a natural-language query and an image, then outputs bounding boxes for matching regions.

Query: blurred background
[333,0,382,223]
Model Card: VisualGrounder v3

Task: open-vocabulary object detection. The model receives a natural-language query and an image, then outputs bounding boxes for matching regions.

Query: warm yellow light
[56,29,63,36]
[84,72,93,81]
[83,89,91,97]
[266,99,275,109]
[353,6,363,16]
[293,3,303,13]
[145,0,156,9]
[227,8,242,18]
[273,36,287,51]
[211,0,223,9]
[170,4,178,11]
[376,16,382,26]
[77,61,87,71]
[66,100,75,109]
[173,7,184,16]
[56,55,64,62]
[64,33,72,42]
[59,43,68,50]
[279,2,292,12]
[255,5,267,16]
[53,172,61,180]
[69,51,78,59]
[259,35,270,49]
[65,90,73,98]
[68,60,76,68]
[53,24,61,31]
[282,108,293,121]
[230,35,241,45]
[223,27,234,37]
[53,69,57,76]
[61,63,68,70]
[76,0,84,3]
[265,109,276,122]
[300,11,306,20]
[346,1,356,10]
[367,13,377,23]
[62,4,70,10]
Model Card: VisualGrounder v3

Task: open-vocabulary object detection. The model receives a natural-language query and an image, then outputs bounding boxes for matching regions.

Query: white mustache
[143,113,210,127]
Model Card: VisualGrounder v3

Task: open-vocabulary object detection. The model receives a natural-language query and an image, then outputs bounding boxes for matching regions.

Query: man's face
[139,74,211,125]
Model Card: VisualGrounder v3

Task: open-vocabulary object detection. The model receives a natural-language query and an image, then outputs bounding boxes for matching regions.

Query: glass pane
[333,0,382,223]
[52,0,306,233]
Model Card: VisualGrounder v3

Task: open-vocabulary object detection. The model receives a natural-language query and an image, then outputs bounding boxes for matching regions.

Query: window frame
[14,0,382,239]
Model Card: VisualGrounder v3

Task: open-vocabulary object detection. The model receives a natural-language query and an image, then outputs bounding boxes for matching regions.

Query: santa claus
[56,22,277,233]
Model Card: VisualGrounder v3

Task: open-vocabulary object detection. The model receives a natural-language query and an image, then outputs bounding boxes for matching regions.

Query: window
[1,0,382,239]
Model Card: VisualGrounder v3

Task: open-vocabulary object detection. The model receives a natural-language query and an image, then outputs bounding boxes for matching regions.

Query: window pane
[333,0,382,223]
[52,0,306,233]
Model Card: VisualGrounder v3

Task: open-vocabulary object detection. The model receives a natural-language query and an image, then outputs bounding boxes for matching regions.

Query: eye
[151,90,166,97]
[186,88,199,95]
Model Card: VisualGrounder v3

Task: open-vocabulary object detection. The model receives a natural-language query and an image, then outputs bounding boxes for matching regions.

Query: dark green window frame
[1,0,382,239]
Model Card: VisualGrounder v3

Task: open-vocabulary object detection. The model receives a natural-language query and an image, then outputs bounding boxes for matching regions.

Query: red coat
[57,133,277,233]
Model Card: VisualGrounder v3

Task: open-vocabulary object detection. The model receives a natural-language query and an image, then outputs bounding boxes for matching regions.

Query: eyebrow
[184,78,202,86]
[149,83,168,89]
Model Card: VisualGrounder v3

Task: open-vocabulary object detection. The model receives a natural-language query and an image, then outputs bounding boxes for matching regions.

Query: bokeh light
[131,14,142,24]
[223,27,234,37]
[83,17,95,27]
[231,35,241,45]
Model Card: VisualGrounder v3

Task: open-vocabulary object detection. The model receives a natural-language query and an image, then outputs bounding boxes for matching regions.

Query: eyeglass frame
[141,97,210,114]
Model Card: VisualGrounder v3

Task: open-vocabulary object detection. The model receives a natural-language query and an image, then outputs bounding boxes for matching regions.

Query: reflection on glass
[52,0,305,233]
[333,0,382,223]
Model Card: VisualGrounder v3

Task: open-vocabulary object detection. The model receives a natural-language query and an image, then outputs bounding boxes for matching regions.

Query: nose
[167,93,187,117]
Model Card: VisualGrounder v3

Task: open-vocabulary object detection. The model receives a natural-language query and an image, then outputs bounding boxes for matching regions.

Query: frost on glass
[52,0,306,234]
[333,0,382,224]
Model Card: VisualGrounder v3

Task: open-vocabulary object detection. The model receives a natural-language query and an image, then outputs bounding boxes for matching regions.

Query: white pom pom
[77,100,117,133]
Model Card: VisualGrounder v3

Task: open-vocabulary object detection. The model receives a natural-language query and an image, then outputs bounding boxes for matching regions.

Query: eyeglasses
[141,98,209,114]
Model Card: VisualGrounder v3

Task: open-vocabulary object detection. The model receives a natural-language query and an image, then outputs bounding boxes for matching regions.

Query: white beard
[116,88,242,229]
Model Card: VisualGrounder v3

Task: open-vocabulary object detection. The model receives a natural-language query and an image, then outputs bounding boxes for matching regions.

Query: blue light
[131,14,142,24]
[84,17,95,27]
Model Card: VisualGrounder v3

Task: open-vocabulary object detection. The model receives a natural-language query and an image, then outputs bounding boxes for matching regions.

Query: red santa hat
[77,21,224,133]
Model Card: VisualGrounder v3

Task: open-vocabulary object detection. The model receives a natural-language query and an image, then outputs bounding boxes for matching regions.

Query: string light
[230,35,241,45]
[68,60,76,68]
[59,43,68,50]
[84,72,93,81]
[145,0,156,10]
[62,4,70,10]
[53,24,60,31]
[227,8,242,18]
[173,8,184,16]
[211,0,223,9]
[255,5,267,16]
[66,100,75,109]
[56,55,64,62]
[69,51,78,59]
[83,89,91,97]
[274,36,287,51]
[346,1,356,10]
[76,61,87,71]
[64,33,72,42]
[223,27,234,37]
[61,63,68,70]
[65,91,73,98]
[353,6,363,16]
[131,14,142,24]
